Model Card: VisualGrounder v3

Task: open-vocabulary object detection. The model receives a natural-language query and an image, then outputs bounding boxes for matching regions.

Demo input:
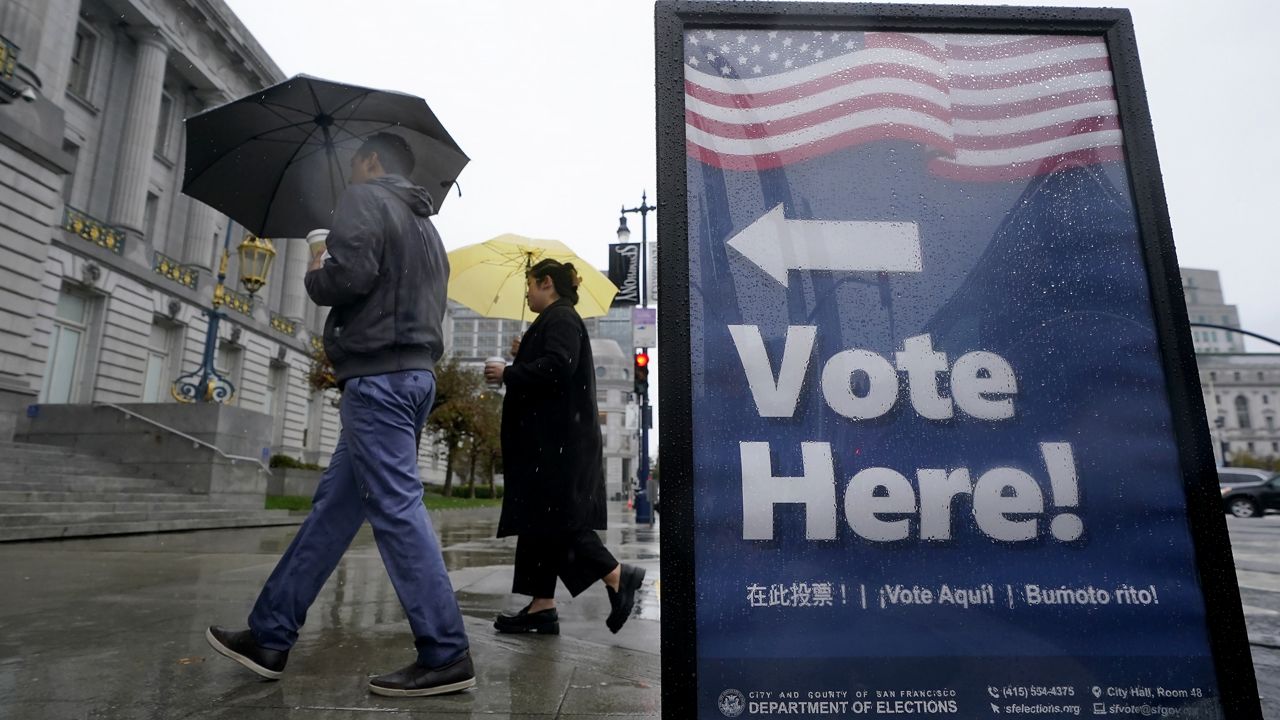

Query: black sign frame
[654,3,1261,718]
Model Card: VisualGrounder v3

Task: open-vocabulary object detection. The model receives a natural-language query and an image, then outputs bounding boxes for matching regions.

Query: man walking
[206,132,474,697]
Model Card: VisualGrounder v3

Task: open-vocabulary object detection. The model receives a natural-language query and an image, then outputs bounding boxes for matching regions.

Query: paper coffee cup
[485,356,506,387]
[306,229,329,258]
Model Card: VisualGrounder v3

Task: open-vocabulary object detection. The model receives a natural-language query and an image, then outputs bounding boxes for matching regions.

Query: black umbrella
[182,74,468,238]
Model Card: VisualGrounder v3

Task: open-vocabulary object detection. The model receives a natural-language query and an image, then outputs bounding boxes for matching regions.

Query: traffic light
[634,351,650,397]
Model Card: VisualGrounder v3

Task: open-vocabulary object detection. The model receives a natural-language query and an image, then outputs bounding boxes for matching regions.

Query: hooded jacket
[304,175,449,385]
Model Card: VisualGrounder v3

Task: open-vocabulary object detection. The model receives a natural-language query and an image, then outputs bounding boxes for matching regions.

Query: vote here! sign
[656,4,1260,719]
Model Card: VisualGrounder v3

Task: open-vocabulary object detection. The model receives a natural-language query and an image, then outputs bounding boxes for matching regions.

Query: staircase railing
[95,402,270,473]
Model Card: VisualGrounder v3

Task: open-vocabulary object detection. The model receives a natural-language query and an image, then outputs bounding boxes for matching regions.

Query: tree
[474,391,503,498]
[426,358,484,496]
[459,390,502,499]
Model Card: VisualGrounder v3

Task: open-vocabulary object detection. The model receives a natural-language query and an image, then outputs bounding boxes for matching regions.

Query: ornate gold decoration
[153,251,199,289]
[219,286,253,316]
[0,35,16,81]
[63,206,125,255]
[270,312,298,336]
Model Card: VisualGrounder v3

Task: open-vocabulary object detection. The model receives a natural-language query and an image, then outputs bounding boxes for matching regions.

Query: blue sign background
[686,38,1225,720]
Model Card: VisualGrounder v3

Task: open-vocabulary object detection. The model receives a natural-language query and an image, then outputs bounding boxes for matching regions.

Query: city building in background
[442,299,642,497]
[1180,267,1280,465]
[0,0,425,475]
[1182,267,1246,353]
[592,338,637,500]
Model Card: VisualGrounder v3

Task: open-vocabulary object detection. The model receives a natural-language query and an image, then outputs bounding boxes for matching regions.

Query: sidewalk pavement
[0,504,660,719]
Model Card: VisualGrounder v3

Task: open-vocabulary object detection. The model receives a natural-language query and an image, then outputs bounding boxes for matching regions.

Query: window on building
[1236,396,1252,429]
[1265,395,1270,405]
[61,141,80,204]
[40,289,93,403]
[1247,441,1256,453]
[67,23,98,99]
[1214,394,1221,406]
[1267,416,1276,432]
[154,92,174,157]
[1210,371,1217,382]
[267,363,288,447]
[1223,315,1231,325]
[1233,371,1241,382]
[1260,372,1266,383]
[144,192,160,240]
[1273,442,1279,454]
[215,342,244,406]
[141,321,179,403]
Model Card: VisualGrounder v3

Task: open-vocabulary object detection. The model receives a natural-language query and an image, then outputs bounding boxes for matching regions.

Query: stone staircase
[0,442,303,542]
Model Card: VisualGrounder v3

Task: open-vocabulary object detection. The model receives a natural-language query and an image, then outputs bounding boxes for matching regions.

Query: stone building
[591,338,638,501]
[444,300,640,498]
[1179,267,1280,465]
[0,0,348,468]
[1181,267,1246,354]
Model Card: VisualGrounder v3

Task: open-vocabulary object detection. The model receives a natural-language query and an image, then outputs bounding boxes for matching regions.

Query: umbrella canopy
[182,74,468,238]
[447,234,618,320]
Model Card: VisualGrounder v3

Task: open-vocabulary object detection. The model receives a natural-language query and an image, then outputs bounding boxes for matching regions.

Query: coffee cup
[307,228,329,259]
[485,356,506,388]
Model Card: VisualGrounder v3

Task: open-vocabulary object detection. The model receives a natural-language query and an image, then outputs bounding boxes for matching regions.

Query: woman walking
[482,258,645,635]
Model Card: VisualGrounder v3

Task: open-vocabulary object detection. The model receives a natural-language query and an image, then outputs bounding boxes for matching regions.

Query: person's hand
[509,335,522,357]
[308,250,325,272]
[483,362,505,385]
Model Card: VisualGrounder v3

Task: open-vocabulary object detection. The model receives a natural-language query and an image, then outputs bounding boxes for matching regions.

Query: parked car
[1218,467,1280,518]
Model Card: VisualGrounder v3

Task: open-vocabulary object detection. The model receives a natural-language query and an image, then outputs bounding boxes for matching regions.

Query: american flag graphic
[684,29,1125,180]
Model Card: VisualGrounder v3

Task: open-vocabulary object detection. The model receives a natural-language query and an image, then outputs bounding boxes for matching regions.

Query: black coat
[496,299,607,537]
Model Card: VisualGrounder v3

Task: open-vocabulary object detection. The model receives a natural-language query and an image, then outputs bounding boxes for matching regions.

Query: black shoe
[493,604,560,635]
[205,626,288,680]
[368,652,477,697]
[606,564,646,633]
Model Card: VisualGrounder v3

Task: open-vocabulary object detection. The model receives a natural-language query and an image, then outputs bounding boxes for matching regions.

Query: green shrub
[269,455,324,472]
[266,494,499,512]
[423,483,504,499]
[470,485,504,499]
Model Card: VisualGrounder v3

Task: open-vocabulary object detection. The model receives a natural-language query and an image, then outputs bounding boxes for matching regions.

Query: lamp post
[617,192,656,525]
[172,222,276,403]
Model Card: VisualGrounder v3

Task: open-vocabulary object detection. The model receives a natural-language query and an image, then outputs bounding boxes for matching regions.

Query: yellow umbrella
[447,233,618,320]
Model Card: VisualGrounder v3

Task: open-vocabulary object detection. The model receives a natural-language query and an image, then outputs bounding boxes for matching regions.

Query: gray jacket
[305,175,449,385]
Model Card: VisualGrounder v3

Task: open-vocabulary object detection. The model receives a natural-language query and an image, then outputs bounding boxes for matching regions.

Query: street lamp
[172,223,276,403]
[619,192,656,524]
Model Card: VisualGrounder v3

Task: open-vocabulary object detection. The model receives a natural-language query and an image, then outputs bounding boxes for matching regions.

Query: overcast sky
[225,0,1280,355]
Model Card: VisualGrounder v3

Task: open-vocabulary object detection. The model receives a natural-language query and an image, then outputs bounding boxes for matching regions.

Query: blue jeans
[248,370,469,667]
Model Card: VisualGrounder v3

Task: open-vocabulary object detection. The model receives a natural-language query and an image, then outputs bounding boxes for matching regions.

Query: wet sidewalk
[0,504,661,719]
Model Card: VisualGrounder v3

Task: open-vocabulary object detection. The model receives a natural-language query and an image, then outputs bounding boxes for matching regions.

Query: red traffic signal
[634,352,650,396]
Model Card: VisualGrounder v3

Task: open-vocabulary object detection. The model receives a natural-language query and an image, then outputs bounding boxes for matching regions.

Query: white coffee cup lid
[306,228,329,242]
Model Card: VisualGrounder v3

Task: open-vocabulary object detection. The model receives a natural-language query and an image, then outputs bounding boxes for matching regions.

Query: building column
[183,200,220,271]
[108,30,168,236]
[181,89,229,272]
[280,237,309,322]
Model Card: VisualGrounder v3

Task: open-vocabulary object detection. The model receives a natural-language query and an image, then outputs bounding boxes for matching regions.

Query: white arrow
[727,204,922,287]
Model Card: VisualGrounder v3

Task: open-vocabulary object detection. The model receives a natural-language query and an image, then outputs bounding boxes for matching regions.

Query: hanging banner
[610,242,642,306]
[656,4,1260,720]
